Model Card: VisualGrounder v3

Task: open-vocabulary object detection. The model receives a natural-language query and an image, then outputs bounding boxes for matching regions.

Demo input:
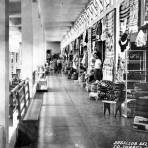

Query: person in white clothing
[94,52,102,81]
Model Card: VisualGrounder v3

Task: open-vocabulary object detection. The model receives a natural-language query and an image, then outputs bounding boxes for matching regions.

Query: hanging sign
[129,51,143,60]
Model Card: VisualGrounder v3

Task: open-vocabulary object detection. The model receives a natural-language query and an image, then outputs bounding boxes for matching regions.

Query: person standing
[94,52,102,81]
[57,58,62,73]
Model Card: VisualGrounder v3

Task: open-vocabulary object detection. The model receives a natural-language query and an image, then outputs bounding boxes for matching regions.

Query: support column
[40,26,46,66]
[32,2,40,71]
[0,0,9,147]
[43,29,47,64]
[38,22,44,66]
[21,0,33,97]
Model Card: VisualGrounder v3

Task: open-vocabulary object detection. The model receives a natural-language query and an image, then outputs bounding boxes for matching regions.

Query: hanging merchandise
[69,42,73,51]
[85,30,88,43]
[73,53,79,70]
[101,17,107,41]
[83,31,87,47]
[128,0,139,33]
[102,10,115,81]
[79,34,83,57]
[116,56,126,82]
[135,30,147,47]
[65,46,69,60]
[117,33,130,82]
[87,28,92,53]
[119,33,129,52]
[81,50,88,69]
[95,41,105,63]
[91,23,97,42]
[87,28,93,72]
[91,23,99,53]
[96,20,102,40]
[74,39,76,50]
[106,11,114,36]
[92,41,96,52]
[76,38,80,51]
[119,0,130,35]
[71,41,75,51]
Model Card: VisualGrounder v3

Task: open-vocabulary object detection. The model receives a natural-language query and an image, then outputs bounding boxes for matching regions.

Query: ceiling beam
[9,13,21,18]
[45,22,73,27]
[9,24,21,27]
[9,0,21,2]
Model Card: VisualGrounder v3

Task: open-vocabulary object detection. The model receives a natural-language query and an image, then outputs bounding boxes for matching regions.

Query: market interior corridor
[35,74,148,148]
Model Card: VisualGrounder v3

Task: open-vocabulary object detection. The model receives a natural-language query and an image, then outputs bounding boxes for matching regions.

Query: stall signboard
[128,50,144,60]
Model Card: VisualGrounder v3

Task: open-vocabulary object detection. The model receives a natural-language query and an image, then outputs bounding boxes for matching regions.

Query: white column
[38,22,43,66]
[40,26,46,65]
[21,0,33,97]
[32,2,41,71]
[0,0,9,147]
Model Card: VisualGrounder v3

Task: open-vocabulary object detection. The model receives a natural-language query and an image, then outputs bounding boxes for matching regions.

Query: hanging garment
[91,23,97,41]
[128,0,139,33]
[106,10,114,56]
[101,17,107,41]
[85,30,88,43]
[73,53,79,70]
[81,51,88,68]
[96,20,102,39]
[106,11,114,36]
[119,0,130,34]
[119,33,129,52]
[116,55,126,82]
[94,41,105,62]
[75,38,80,50]
[136,30,147,47]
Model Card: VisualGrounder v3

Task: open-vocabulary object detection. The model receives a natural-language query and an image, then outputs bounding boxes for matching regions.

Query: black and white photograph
[0,0,148,148]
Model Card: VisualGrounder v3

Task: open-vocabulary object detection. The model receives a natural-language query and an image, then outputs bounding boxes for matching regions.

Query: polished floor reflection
[37,74,148,148]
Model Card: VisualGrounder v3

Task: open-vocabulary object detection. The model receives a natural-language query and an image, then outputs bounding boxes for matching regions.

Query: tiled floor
[37,74,148,148]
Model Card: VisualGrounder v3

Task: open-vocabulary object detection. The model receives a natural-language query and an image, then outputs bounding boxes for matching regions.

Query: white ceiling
[39,0,90,41]
[9,0,90,42]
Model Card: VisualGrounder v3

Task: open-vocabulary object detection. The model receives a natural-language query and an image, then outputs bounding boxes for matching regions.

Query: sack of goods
[89,92,98,100]
[97,80,115,100]
[80,73,86,82]
[135,98,148,119]
[90,82,98,92]
[71,72,78,80]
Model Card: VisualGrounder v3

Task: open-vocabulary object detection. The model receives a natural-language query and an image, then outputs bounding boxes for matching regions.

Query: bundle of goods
[135,98,148,119]
[67,70,72,79]
[134,82,148,98]
[85,73,95,92]
[89,92,98,101]
[133,83,148,130]
[133,98,148,130]
[127,99,136,118]
[97,81,125,101]
[71,72,78,80]
[90,82,98,93]
[80,72,86,82]
[97,80,115,101]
